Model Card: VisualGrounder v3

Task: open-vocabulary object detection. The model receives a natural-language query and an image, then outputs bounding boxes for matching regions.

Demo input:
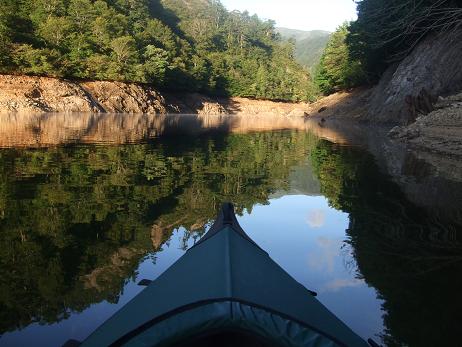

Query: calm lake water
[0,114,461,347]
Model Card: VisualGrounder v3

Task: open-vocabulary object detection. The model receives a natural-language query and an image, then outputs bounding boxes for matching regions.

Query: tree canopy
[314,23,365,95]
[0,0,315,101]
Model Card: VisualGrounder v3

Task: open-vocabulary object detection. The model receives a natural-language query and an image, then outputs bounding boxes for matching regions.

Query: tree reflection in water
[0,129,317,333]
[0,115,461,347]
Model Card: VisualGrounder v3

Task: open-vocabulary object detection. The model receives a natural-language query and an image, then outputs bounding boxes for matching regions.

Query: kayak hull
[78,203,370,347]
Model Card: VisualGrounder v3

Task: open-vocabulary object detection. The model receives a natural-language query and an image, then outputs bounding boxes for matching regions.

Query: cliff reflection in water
[0,114,461,347]
[0,113,349,147]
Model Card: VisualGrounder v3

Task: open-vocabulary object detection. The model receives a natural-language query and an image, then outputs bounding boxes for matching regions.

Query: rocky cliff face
[389,93,462,157]
[81,81,166,113]
[0,75,103,113]
[0,74,312,116]
[351,31,462,159]
[365,31,462,124]
[0,75,166,114]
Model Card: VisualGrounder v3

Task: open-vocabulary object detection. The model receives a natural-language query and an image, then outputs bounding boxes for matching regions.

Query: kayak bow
[78,203,371,347]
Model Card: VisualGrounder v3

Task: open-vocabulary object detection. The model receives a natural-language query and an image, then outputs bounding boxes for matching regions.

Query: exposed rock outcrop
[0,74,312,116]
[163,93,312,116]
[82,81,166,114]
[302,88,371,120]
[365,31,462,124]
[389,93,462,157]
[0,75,103,113]
[0,75,167,114]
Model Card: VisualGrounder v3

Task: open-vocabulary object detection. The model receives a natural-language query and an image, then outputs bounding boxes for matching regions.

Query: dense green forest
[314,23,365,95]
[0,0,314,101]
[1,0,460,100]
[315,0,462,94]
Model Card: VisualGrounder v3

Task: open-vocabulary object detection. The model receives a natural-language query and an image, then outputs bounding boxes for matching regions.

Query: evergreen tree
[315,24,365,95]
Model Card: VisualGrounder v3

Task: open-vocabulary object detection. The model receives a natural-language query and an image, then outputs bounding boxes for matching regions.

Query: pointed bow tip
[221,202,235,224]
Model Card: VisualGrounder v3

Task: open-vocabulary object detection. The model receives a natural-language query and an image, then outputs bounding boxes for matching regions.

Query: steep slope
[277,28,331,71]
[366,31,462,124]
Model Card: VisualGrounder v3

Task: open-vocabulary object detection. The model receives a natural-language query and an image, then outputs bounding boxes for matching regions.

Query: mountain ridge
[276,27,331,72]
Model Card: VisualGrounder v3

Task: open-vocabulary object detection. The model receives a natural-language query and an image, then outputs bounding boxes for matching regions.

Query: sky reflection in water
[1,195,384,346]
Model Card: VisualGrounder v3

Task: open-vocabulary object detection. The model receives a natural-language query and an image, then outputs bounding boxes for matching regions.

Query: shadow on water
[0,114,461,346]
[312,139,462,346]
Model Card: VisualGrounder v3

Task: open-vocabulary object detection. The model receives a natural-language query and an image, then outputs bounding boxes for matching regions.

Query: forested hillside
[315,0,462,94]
[276,28,330,72]
[0,0,315,101]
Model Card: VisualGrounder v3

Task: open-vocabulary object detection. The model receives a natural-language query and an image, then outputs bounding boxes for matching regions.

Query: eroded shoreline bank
[0,74,315,117]
[1,73,461,160]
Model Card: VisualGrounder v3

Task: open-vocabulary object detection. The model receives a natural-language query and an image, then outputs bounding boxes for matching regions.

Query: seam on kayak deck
[225,229,233,298]
[108,298,349,347]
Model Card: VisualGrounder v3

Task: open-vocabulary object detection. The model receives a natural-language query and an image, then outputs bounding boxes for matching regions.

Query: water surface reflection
[0,114,460,347]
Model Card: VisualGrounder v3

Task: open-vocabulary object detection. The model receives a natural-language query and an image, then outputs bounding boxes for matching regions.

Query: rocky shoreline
[1,66,461,159]
[389,93,462,157]
[0,74,313,117]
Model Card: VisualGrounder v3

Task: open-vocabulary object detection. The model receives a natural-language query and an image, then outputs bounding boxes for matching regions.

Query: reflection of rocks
[189,220,206,231]
[0,113,350,148]
[150,218,187,250]
[151,224,166,250]
[151,216,209,250]
[81,247,146,292]
[0,113,166,147]
[320,121,462,216]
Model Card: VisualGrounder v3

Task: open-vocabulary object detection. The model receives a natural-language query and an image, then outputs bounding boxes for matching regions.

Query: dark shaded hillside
[313,0,462,136]
[311,139,462,347]
[276,28,330,71]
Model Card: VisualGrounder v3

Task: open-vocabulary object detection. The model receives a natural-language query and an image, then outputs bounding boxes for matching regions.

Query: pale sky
[220,0,358,32]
